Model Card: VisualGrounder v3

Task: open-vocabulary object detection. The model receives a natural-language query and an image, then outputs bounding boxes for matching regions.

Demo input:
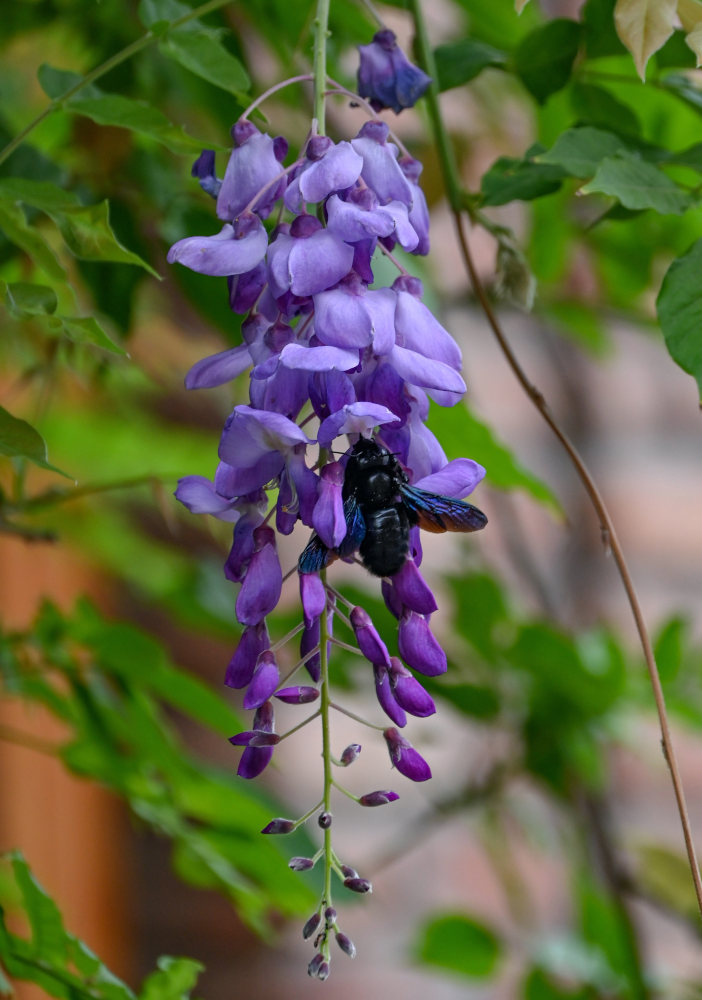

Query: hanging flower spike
[357,29,432,114]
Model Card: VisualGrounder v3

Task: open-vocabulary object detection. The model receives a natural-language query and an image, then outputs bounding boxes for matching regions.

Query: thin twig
[452,210,702,918]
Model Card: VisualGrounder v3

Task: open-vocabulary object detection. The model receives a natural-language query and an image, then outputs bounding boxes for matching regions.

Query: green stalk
[0,0,232,167]
[312,0,331,135]
[406,0,463,211]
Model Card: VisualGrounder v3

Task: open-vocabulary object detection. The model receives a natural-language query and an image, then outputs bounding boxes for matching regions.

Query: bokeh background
[2,0,702,997]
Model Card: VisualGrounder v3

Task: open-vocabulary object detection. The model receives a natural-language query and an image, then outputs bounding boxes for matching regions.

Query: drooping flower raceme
[170,60,486,977]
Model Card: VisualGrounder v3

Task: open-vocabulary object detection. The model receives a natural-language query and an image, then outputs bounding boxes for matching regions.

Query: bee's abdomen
[359,506,409,577]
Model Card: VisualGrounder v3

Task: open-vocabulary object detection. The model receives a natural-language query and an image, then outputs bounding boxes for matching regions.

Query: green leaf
[653,615,688,683]
[538,126,629,178]
[138,0,192,31]
[1,281,57,317]
[668,141,702,172]
[53,316,126,354]
[570,83,641,136]
[480,153,566,205]
[514,19,582,103]
[11,853,67,964]
[139,956,203,1000]
[524,967,591,999]
[0,201,66,280]
[0,406,69,477]
[160,28,250,95]
[632,842,701,923]
[657,238,702,398]
[0,179,158,275]
[661,71,702,113]
[434,38,507,91]
[580,154,692,213]
[38,65,215,156]
[428,402,561,513]
[415,912,501,978]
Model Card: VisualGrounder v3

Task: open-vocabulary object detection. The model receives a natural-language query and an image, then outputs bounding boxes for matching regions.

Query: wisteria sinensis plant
[169,9,486,978]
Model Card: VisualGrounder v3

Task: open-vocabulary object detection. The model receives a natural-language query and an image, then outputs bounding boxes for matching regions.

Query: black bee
[298,437,487,578]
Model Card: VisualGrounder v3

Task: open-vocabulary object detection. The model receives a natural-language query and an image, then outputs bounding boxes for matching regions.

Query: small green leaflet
[0,406,70,478]
[415,912,502,978]
[580,153,692,214]
[0,178,158,276]
[514,18,582,103]
[538,126,630,178]
[657,238,702,400]
[433,38,506,92]
[0,201,66,281]
[2,281,58,317]
[161,29,250,97]
[481,153,566,206]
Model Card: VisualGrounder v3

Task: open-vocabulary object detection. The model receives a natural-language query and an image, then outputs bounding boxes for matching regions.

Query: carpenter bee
[298,437,487,578]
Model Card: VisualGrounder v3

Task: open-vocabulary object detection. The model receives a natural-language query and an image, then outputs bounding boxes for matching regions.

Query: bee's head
[349,436,392,470]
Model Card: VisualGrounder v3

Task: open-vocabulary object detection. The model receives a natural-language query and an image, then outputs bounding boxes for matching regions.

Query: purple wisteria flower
[357,29,432,114]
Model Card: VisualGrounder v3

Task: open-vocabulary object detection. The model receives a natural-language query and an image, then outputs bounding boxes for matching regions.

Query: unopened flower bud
[318,811,332,829]
[359,789,400,807]
[289,857,315,871]
[340,743,362,766]
[324,906,337,923]
[307,953,325,977]
[340,864,357,879]
[303,912,322,940]
[343,877,372,894]
[350,606,391,666]
[261,817,295,835]
[336,932,356,958]
[274,685,320,704]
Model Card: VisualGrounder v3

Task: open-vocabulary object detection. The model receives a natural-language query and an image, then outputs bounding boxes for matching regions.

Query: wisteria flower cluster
[169,27,486,979]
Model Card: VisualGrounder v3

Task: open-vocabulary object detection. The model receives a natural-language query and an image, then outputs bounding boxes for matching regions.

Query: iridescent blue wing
[400,484,488,534]
[297,496,367,574]
[337,495,366,557]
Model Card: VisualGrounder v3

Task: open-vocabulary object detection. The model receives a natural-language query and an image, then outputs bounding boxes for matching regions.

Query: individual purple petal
[374,663,407,727]
[238,745,274,779]
[359,789,400,806]
[217,123,288,221]
[381,578,403,620]
[225,621,270,688]
[312,461,346,547]
[317,401,399,448]
[224,504,267,582]
[279,343,359,372]
[351,606,391,666]
[389,657,436,717]
[300,618,321,683]
[389,344,466,394]
[309,370,356,421]
[398,610,447,676]
[299,138,364,204]
[228,731,257,746]
[392,559,437,614]
[284,447,319,527]
[228,261,267,314]
[235,526,283,626]
[174,475,240,521]
[351,121,413,206]
[274,686,320,704]
[184,344,252,389]
[414,458,486,498]
[267,226,354,298]
[399,156,430,254]
[364,363,410,423]
[383,726,432,782]
[243,650,280,709]
[300,571,326,627]
[393,282,462,370]
[313,278,375,349]
[167,214,268,277]
[326,192,417,250]
[357,29,431,114]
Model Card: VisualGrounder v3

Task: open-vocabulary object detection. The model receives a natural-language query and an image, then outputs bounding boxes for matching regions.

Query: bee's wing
[400,484,488,534]
[297,496,367,574]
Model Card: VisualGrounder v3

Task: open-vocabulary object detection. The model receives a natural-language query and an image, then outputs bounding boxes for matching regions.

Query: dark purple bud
[243,650,280,710]
[343,877,372,894]
[191,149,221,198]
[273,135,288,162]
[389,657,436,717]
[274,685,320,704]
[324,906,337,922]
[235,527,283,626]
[398,611,447,676]
[359,789,400,807]
[317,962,330,981]
[289,856,316,872]
[340,743,362,766]
[252,700,275,733]
[336,932,356,958]
[307,954,325,978]
[303,912,322,939]
[357,29,432,114]
[392,559,437,615]
[300,571,326,627]
[383,727,432,782]
[261,817,296,835]
[340,865,357,879]
[374,663,407,728]
[312,461,346,548]
[307,135,333,160]
[350,606,391,667]
[318,811,332,829]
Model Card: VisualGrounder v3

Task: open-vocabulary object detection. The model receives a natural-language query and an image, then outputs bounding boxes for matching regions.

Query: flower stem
[312,0,331,136]
[319,567,334,943]
[0,0,232,168]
